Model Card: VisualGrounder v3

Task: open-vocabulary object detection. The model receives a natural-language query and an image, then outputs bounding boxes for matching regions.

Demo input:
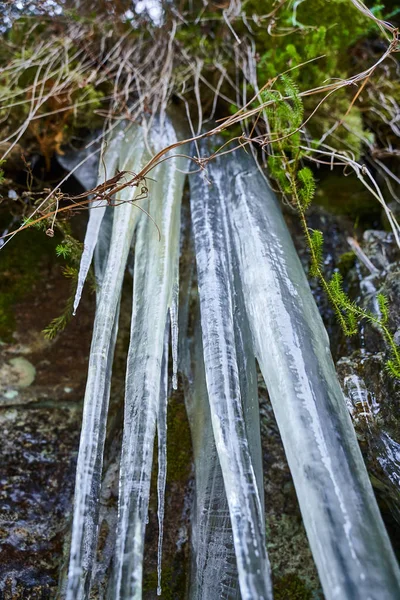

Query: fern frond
[328,272,348,307]
[309,229,323,277]
[377,293,389,324]
[298,167,316,210]
[281,74,303,128]
[386,359,400,379]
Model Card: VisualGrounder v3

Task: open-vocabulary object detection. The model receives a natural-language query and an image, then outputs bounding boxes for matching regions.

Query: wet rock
[0,218,95,598]
[335,229,400,533]
[286,202,400,549]
[0,403,81,599]
[0,357,36,404]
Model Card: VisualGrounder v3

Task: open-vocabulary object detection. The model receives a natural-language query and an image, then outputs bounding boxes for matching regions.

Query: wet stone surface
[0,227,94,599]
[0,404,80,599]
[334,230,400,541]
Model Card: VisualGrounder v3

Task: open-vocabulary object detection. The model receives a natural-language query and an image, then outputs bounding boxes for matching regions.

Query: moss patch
[166,395,193,483]
[314,173,381,223]
[274,573,313,600]
[0,228,56,341]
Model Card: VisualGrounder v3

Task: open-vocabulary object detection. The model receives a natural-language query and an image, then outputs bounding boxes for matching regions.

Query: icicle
[111,117,187,599]
[57,134,100,192]
[73,127,125,314]
[180,215,239,599]
[219,149,400,600]
[157,322,170,597]
[94,205,114,292]
[66,124,146,600]
[184,308,241,600]
[170,277,179,390]
[190,162,272,600]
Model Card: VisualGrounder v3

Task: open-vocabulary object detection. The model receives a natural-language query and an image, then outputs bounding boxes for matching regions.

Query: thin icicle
[220,149,400,600]
[66,124,146,600]
[157,322,170,597]
[170,277,179,390]
[73,127,125,314]
[111,117,187,600]
[184,307,241,600]
[94,205,114,293]
[190,159,272,600]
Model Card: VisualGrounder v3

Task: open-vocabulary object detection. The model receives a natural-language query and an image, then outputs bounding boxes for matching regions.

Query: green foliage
[327,272,358,335]
[265,73,400,378]
[377,292,390,325]
[309,229,323,277]
[42,285,76,340]
[55,235,83,262]
[298,167,315,210]
[241,0,383,159]
[43,231,86,340]
[281,76,303,129]
[0,228,56,341]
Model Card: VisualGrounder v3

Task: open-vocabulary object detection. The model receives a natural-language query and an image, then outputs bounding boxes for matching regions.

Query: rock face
[335,230,400,540]
[0,403,80,599]
[287,205,400,548]
[0,229,94,599]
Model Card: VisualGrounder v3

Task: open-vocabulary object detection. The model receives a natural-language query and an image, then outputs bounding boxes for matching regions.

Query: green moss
[143,563,188,600]
[274,573,313,600]
[338,251,356,276]
[250,0,380,86]
[314,173,381,222]
[266,513,323,598]
[0,228,56,341]
[166,395,193,482]
[246,0,382,158]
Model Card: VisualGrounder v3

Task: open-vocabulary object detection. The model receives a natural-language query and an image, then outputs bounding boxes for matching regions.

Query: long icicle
[66,123,146,600]
[73,127,125,314]
[190,159,272,600]
[111,117,187,599]
[157,320,170,597]
[184,307,241,600]
[177,218,238,599]
[221,148,400,600]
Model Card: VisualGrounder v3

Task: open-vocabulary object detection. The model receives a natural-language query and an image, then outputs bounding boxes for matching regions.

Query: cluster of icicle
[66,116,400,600]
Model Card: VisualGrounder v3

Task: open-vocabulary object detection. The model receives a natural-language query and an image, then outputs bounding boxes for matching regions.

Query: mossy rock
[166,394,193,483]
[314,173,381,223]
[0,227,57,341]
[274,573,313,600]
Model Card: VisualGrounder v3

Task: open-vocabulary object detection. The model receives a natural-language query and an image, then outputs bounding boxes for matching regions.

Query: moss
[274,573,313,600]
[166,394,192,483]
[232,0,383,159]
[143,563,188,600]
[338,251,356,276]
[314,173,381,223]
[0,227,56,341]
